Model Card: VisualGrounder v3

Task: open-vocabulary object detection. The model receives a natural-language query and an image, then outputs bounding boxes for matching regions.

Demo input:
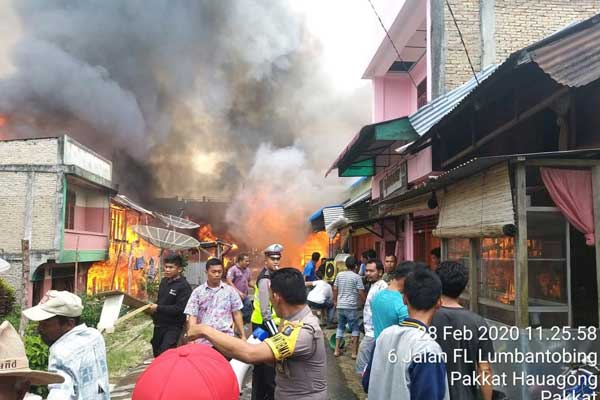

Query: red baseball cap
[132,344,239,400]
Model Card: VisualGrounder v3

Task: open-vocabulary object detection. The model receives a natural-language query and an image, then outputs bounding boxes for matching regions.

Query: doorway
[570,227,598,326]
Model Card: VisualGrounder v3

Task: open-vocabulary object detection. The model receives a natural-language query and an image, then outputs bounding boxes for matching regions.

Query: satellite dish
[131,225,201,250]
[153,213,200,230]
[0,258,9,273]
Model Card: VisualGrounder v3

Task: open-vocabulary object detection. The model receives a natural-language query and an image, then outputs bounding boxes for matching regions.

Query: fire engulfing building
[0,136,115,306]
[86,195,161,299]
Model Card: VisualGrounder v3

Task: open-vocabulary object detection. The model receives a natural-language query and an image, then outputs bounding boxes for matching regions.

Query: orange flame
[0,115,6,127]
[298,232,330,268]
[197,224,218,242]
[87,206,160,299]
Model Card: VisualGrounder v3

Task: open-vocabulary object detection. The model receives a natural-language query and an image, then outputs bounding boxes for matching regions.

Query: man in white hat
[22,290,109,399]
[249,243,283,400]
[0,321,64,400]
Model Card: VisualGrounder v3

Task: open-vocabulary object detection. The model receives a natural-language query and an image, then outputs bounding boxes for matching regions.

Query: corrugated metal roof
[344,202,370,223]
[308,205,341,222]
[344,190,371,209]
[530,22,600,87]
[409,64,498,136]
[113,195,153,215]
[323,207,345,229]
[406,14,600,154]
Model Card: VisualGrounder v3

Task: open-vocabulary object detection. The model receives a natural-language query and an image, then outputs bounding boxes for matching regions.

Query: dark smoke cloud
[0,1,370,246]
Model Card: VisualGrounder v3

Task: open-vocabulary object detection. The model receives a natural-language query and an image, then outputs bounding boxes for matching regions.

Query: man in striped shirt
[333,256,365,359]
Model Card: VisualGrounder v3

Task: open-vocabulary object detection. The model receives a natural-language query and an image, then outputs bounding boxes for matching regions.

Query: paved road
[111,344,357,399]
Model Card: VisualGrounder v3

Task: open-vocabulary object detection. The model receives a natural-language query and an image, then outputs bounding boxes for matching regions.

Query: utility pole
[19,239,30,336]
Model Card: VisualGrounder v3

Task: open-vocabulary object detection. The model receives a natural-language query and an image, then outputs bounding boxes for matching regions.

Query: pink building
[0,136,114,305]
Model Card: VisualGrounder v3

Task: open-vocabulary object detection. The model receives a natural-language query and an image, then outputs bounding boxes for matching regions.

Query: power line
[445,0,480,84]
[366,0,418,89]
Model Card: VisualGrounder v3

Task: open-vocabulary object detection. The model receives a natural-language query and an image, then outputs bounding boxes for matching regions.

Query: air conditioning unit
[324,253,351,283]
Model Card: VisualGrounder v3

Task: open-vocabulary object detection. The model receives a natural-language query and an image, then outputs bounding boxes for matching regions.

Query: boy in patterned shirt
[185,258,245,345]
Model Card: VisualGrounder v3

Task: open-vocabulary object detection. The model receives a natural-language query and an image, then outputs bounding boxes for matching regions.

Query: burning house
[86,195,161,299]
[0,135,114,306]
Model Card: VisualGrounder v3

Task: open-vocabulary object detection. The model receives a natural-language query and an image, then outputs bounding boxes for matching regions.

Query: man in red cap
[188,268,327,400]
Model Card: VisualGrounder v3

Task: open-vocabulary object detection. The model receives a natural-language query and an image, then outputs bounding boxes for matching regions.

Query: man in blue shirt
[303,252,320,282]
[370,261,420,338]
[369,268,449,400]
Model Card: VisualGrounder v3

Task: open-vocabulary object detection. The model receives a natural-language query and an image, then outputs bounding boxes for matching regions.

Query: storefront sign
[380,162,407,198]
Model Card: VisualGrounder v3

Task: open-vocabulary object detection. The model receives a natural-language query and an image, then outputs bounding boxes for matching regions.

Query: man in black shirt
[148,254,192,357]
[431,261,494,400]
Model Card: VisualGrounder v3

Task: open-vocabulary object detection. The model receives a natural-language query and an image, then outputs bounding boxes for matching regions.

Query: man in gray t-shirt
[333,256,365,358]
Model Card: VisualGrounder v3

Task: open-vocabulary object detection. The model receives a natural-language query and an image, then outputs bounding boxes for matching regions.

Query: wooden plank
[591,165,600,326]
[525,159,600,167]
[96,290,149,309]
[441,238,449,261]
[114,304,152,326]
[469,238,480,313]
[515,163,529,327]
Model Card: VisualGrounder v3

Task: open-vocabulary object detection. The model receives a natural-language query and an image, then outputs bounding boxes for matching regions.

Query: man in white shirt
[305,277,334,326]
[356,259,387,374]
[22,290,109,400]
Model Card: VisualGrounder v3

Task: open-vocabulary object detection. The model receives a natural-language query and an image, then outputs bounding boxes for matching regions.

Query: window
[478,237,515,325]
[413,215,440,263]
[65,190,76,230]
[527,211,569,327]
[417,79,427,109]
[110,207,126,242]
[447,238,471,308]
[480,238,514,304]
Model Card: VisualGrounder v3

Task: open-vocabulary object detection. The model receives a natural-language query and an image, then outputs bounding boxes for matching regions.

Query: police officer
[249,243,283,399]
[187,267,327,400]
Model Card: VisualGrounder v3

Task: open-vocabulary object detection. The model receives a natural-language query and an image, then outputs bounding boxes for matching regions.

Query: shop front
[429,153,600,328]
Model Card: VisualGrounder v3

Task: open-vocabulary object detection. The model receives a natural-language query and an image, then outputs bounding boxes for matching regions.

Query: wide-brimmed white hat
[22,290,83,321]
[0,321,64,385]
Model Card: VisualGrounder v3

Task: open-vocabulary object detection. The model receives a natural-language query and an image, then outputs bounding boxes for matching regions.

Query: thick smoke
[0,1,370,254]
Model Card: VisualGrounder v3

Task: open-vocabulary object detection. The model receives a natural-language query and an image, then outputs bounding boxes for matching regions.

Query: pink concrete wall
[372,57,428,124]
[42,267,52,297]
[73,207,107,233]
[372,76,413,123]
[409,57,428,113]
[64,231,109,251]
[372,171,382,200]
[404,216,414,260]
[407,146,433,183]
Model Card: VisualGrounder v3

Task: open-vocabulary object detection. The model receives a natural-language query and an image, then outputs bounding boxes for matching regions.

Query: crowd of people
[302,247,494,400]
[1,244,494,400]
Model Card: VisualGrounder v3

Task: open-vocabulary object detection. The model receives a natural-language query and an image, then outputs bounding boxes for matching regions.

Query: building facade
[0,136,114,306]
[324,0,600,265]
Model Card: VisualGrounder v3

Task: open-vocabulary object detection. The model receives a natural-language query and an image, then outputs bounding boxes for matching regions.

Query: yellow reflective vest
[251,268,280,326]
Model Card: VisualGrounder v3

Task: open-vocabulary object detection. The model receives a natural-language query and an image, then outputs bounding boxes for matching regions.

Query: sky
[292,0,380,91]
